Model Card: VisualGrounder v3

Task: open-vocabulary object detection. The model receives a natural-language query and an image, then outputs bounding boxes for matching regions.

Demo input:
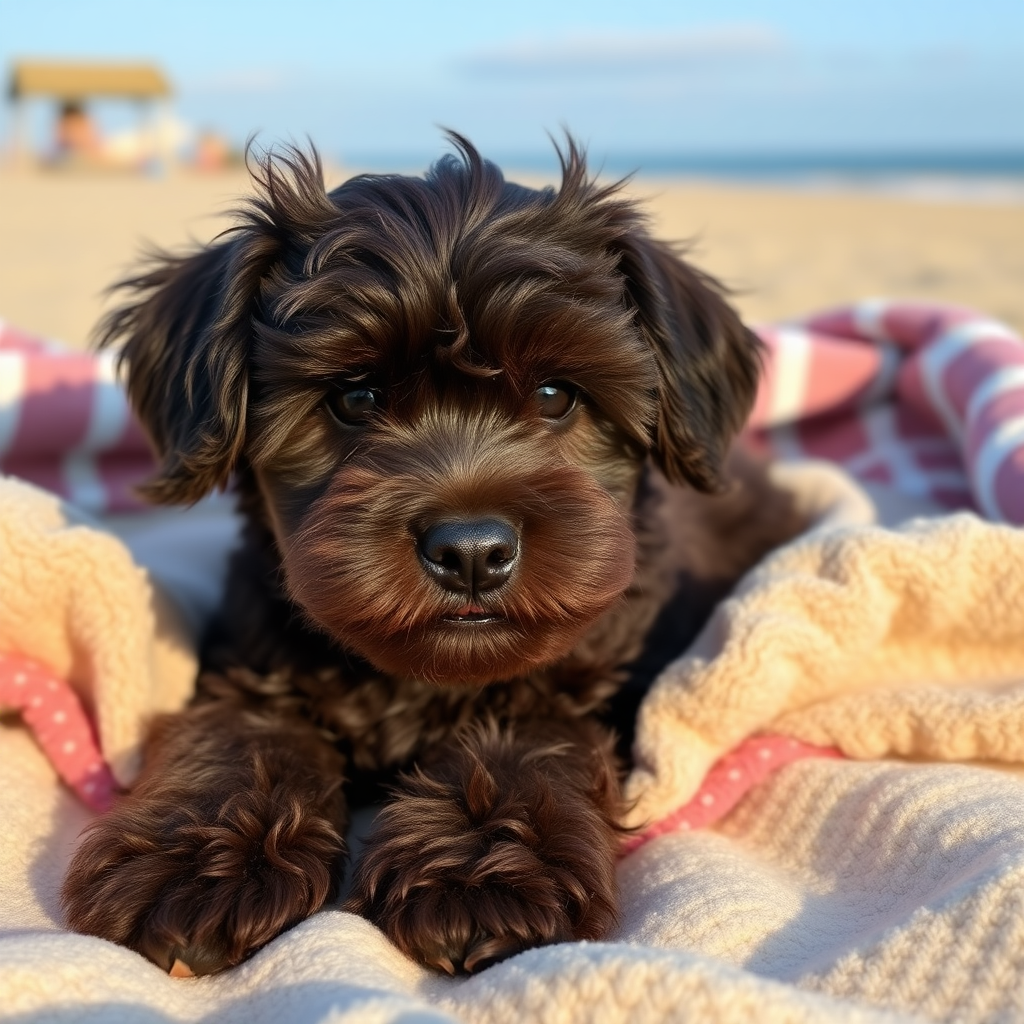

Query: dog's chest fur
[199,466,682,782]
[198,454,792,788]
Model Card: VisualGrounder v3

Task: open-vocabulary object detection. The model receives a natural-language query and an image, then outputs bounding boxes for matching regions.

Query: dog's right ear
[98,145,338,505]
[97,233,278,504]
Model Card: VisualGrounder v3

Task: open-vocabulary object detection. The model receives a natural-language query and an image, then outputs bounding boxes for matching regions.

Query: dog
[61,134,800,976]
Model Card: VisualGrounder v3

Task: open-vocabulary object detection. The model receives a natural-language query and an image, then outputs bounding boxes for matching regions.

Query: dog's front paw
[62,785,345,975]
[345,746,620,974]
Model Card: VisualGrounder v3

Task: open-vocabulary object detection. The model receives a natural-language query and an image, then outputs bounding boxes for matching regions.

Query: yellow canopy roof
[9,61,171,101]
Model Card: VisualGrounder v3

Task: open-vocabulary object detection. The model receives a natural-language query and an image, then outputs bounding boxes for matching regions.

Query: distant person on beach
[53,101,103,163]
[194,130,230,172]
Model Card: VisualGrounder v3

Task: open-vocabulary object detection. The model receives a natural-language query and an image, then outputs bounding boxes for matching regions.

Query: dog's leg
[345,716,623,974]
[61,698,347,975]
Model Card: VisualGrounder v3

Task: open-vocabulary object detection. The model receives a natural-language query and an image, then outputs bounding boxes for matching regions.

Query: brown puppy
[61,135,798,976]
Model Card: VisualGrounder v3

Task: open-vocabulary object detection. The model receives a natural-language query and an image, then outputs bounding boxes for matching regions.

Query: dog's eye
[535,383,577,419]
[326,386,382,425]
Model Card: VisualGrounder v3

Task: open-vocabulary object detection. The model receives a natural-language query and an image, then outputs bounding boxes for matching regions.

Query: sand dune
[1,166,1021,348]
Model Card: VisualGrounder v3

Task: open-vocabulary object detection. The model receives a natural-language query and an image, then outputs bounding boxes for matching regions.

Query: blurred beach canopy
[5,60,179,170]
[8,61,171,101]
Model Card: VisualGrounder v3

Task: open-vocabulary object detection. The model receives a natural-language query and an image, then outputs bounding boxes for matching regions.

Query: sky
[3,0,1023,169]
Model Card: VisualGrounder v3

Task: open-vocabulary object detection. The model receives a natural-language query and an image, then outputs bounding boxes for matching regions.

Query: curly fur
[346,717,623,974]
[62,133,799,976]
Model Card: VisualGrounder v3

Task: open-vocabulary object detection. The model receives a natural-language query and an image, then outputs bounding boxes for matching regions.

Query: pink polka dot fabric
[622,735,844,855]
[1,641,839,832]
[0,651,117,812]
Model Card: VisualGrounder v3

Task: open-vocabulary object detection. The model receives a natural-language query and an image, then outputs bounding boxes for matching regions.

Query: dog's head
[102,135,760,685]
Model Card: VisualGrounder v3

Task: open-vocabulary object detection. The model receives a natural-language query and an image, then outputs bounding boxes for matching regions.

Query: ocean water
[610,150,1024,203]
[343,149,1024,203]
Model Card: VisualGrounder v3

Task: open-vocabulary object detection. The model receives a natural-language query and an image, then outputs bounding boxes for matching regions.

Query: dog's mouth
[441,603,505,625]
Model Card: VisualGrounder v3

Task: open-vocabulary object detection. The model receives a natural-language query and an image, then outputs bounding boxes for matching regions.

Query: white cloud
[458,24,788,77]
[186,67,291,94]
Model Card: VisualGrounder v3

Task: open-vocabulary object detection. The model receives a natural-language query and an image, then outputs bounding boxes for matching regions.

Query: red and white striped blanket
[748,300,1024,523]
[1,299,1023,523]
[0,321,153,513]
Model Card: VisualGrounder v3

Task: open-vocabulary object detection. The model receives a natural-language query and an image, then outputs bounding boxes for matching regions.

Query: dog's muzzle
[417,518,519,596]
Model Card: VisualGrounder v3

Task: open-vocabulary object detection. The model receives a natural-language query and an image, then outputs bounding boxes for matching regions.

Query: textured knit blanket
[2,303,1024,1023]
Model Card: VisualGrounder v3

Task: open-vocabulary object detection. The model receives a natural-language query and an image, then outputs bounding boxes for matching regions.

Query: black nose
[418,518,519,594]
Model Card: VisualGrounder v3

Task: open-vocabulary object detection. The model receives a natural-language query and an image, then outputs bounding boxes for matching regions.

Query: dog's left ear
[616,234,762,492]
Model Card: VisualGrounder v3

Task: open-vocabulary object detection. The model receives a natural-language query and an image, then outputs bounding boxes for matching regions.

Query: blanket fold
[0,475,197,785]
[625,511,1024,831]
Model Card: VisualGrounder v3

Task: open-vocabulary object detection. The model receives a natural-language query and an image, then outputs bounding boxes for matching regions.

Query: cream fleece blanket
[0,476,197,785]
[2,465,1024,1024]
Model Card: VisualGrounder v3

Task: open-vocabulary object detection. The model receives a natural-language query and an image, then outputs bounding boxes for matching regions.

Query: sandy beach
[1,165,1021,348]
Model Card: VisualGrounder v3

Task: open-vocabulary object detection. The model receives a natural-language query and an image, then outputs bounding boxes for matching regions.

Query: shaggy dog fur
[61,135,799,976]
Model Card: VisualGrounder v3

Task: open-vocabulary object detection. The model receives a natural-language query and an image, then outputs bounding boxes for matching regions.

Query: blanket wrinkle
[625,760,1024,1020]
[624,511,1024,832]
